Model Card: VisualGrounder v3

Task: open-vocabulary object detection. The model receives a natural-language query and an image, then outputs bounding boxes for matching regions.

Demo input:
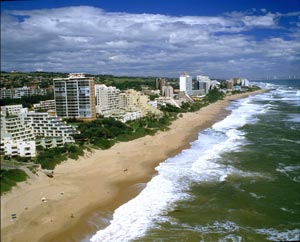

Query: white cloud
[242,13,276,27]
[1,6,299,79]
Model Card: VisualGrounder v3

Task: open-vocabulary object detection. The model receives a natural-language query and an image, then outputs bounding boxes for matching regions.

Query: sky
[1,0,300,79]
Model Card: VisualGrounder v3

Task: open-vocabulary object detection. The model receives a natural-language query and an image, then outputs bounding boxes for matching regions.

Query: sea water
[90,80,300,242]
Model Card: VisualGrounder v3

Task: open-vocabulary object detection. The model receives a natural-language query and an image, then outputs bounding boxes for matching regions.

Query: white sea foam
[276,164,300,173]
[219,234,243,242]
[284,113,300,123]
[276,164,300,183]
[255,228,300,241]
[89,93,271,242]
[280,207,295,214]
[249,192,265,199]
[183,220,240,234]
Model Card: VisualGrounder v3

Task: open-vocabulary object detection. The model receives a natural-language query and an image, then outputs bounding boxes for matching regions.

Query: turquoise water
[90,80,300,242]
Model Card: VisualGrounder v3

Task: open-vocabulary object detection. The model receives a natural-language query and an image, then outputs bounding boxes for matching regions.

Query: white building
[33,100,56,112]
[0,105,76,157]
[155,97,180,108]
[0,104,23,116]
[111,111,142,123]
[197,75,211,94]
[1,115,35,143]
[95,84,120,116]
[210,80,221,90]
[241,78,250,87]
[196,75,210,82]
[0,86,48,99]
[0,88,13,99]
[2,139,36,157]
[25,112,76,144]
[0,113,36,157]
[179,72,193,94]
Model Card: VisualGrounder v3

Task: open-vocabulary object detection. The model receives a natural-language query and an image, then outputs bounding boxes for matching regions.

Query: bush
[1,169,28,195]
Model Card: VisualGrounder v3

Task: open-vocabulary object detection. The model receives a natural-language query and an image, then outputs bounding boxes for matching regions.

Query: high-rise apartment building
[241,78,250,87]
[95,84,120,116]
[53,73,96,120]
[179,72,193,94]
[155,78,166,94]
[162,85,174,97]
[226,80,234,90]
[196,75,211,94]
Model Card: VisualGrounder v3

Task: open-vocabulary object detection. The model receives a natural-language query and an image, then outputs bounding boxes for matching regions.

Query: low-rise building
[0,86,49,99]
[155,97,180,108]
[2,139,36,157]
[0,105,76,157]
[33,100,56,112]
[0,104,23,116]
[111,111,143,123]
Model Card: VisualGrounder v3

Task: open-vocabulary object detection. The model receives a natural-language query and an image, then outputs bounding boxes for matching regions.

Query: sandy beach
[1,89,266,242]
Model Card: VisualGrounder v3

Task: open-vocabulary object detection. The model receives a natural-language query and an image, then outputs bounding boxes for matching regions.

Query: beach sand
[0,90,266,242]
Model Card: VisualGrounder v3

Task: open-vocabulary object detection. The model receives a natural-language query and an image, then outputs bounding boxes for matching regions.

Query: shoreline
[1,89,266,242]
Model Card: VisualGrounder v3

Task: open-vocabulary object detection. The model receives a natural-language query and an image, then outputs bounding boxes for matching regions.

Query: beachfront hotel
[53,73,96,120]
[196,75,212,94]
[179,72,193,95]
[119,89,162,117]
[25,112,76,144]
[95,84,121,116]
[0,105,77,157]
[0,108,36,157]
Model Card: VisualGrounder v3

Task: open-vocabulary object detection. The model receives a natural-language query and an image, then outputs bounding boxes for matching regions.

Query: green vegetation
[94,75,157,90]
[73,115,174,149]
[160,88,225,114]
[0,169,28,194]
[34,144,84,170]
[203,87,225,103]
[0,71,66,89]
[231,86,260,95]
[0,93,54,108]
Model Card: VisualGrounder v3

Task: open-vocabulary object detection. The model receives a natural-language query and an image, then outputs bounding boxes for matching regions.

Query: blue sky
[1,0,299,79]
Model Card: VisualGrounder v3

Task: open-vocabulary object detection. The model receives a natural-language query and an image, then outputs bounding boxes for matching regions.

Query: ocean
[89,80,300,242]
